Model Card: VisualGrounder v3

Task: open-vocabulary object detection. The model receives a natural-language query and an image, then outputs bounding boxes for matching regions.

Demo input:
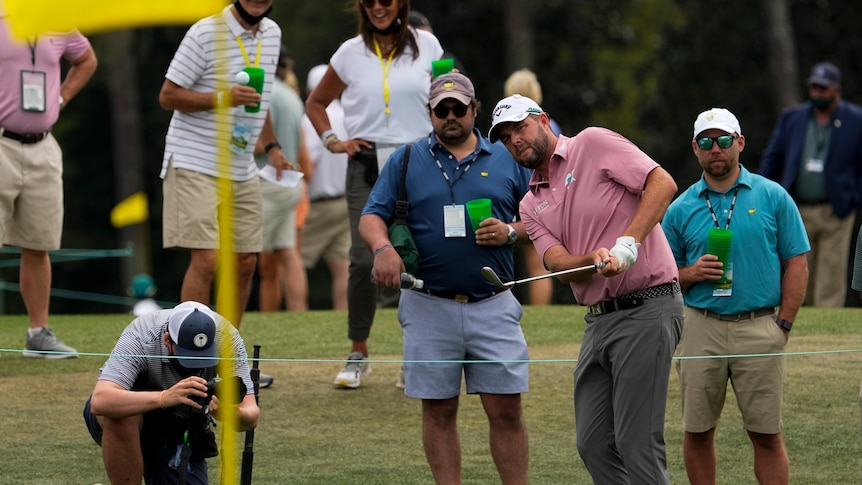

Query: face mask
[810,97,834,111]
[234,0,272,26]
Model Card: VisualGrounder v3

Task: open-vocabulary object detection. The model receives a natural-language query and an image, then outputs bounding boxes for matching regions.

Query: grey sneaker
[333,351,371,388]
[23,327,78,359]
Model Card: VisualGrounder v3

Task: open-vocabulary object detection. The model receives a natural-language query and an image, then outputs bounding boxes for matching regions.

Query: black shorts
[83,395,209,485]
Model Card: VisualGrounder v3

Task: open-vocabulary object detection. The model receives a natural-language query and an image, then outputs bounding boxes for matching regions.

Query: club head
[480,266,507,288]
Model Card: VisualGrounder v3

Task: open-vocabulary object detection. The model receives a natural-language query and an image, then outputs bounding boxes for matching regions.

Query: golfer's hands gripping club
[609,236,640,271]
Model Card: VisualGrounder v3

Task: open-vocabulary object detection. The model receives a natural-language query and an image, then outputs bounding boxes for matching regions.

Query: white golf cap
[693,107,742,139]
[488,94,544,143]
[167,301,218,369]
[306,64,328,93]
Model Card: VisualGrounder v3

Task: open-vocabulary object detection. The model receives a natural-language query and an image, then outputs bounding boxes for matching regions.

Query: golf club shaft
[509,262,604,287]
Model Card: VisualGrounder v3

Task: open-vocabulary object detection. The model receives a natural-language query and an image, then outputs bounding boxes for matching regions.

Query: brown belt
[694,307,775,322]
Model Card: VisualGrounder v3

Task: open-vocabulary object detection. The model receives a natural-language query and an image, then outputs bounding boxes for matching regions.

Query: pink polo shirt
[0,17,91,133]
[520,127,678,305]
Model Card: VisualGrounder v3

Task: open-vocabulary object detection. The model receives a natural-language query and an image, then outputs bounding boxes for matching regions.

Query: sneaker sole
[334,378,361,389]
[22,351,78,359]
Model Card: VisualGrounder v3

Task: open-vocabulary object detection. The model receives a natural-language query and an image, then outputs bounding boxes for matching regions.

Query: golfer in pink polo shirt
[489,94,683,484]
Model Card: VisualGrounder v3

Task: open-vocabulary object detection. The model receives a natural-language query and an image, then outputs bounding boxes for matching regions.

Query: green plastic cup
[465,198,491,233]
[706,228,733,283]
[241,67,265,113]
[432,58,455,79]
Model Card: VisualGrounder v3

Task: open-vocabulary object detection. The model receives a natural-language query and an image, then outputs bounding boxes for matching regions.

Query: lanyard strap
[373,38,397,116]
[236,35,262,68]
[428,136,478,204]
[704,185,739,229]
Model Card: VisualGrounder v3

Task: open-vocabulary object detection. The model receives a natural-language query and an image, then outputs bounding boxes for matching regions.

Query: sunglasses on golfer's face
[362,0,393,8]
[696,135,737,150]
[432,103,469,119]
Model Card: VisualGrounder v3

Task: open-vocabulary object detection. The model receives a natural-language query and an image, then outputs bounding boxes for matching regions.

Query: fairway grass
[0,306,861,483]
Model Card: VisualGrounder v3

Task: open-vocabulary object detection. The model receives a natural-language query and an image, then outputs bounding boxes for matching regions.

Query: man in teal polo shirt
[662,107,809,485]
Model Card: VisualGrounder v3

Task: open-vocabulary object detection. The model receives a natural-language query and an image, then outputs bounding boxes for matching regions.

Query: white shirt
[330,28,443,145]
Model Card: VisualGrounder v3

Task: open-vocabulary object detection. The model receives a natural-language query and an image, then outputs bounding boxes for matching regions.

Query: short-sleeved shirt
[0,18,91,132]
[160,6,281,181]
[301,100,348,199]
[330,29,443,144]
[662,165,810,314]
[363,130,532,300]
[520,128,679,305]
[97,308,254,397]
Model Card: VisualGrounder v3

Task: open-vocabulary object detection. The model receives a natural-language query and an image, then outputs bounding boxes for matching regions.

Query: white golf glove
[610,236,640,271]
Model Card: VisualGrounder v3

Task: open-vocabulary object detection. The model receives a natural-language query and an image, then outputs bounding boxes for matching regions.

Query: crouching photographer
[83,301,259,485]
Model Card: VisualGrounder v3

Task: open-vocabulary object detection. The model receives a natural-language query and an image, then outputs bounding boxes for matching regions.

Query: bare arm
[304,66,371,156]
[89,377,209,419]
[677,254,724,291]
[210,392,260,431]
[621,166,677,243]
[359,213,404,289]
[778,253,808,326]
[158,79,260,113]
[542,245,609,283]
[59,47,97,108]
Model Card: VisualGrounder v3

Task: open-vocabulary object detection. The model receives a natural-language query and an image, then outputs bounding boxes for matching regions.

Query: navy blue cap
[807,62,841,86]
[168,301,217,369]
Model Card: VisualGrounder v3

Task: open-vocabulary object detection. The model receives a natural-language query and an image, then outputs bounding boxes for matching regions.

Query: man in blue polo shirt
[662,108,809,485]
[358,72,532,484]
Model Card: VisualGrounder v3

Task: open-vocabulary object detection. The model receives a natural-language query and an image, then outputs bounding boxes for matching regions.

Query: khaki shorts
[300,197,350,267]
[676,307,786,434]
[162,162,262,253]
[0,134,63,250]
[260,178,302,251]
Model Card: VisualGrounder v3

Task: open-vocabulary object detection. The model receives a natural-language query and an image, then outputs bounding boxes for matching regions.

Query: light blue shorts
[398,288,529,399]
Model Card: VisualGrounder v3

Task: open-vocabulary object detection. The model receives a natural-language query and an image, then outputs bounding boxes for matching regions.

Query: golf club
[481,262,606,288]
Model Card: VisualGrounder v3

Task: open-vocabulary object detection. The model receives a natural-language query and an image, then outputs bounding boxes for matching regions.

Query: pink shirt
[0,18,91,132]
[520,127,678,305]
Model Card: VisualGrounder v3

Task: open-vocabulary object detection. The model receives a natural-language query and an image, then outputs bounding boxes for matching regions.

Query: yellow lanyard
[236,35,262,68]
[373,38,397,116]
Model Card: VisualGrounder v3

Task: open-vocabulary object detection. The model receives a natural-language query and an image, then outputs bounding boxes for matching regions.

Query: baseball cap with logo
[488,94,545,143]
[807,61,841,87]
[428,72,475,109]
[168,301,218,369]
[693,107,742,139]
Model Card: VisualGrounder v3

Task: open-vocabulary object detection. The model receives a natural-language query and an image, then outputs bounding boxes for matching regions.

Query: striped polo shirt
[97,308,254,398]
[160,6,281,181]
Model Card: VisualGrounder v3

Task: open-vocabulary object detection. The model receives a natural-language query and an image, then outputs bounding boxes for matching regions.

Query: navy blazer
[759,100,862,219]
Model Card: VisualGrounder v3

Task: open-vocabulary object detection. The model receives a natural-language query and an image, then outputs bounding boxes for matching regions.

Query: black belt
[413,287,509,303]
[693,307,775,322]
[310,194,345,202]
[2,129,49,144]
[588,282,680,315]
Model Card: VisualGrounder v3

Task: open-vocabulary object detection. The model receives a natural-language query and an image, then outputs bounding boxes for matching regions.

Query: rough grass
[0,306,861,484]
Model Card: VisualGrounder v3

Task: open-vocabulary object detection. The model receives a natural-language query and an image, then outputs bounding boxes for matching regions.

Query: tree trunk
[762,0,801,111]
[105,30,151,290]
[505,0,534,74]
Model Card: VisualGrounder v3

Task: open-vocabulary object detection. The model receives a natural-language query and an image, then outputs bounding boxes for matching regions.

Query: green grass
[1,306,861,484]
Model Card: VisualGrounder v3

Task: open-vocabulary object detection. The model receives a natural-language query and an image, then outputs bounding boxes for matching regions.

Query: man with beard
[662,108,809,485]
[359,73,532,484]
[83,301,259,484]
[489,94,683,484]
[760,61,862,307]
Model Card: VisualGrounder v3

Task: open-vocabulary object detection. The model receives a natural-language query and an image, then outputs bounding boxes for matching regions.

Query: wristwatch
[506,224,517,245]
[773,316,793,331]
[264,141,282,154]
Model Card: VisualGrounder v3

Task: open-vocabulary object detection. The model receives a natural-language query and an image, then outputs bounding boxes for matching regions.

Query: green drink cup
[240,67,265,113]
[706,228,733,284]
[432,58,454,79]
[465,198,491,233]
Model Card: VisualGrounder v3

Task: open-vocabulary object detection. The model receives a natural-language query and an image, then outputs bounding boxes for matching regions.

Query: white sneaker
[333,352,370,388]
[23,327,78,359]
